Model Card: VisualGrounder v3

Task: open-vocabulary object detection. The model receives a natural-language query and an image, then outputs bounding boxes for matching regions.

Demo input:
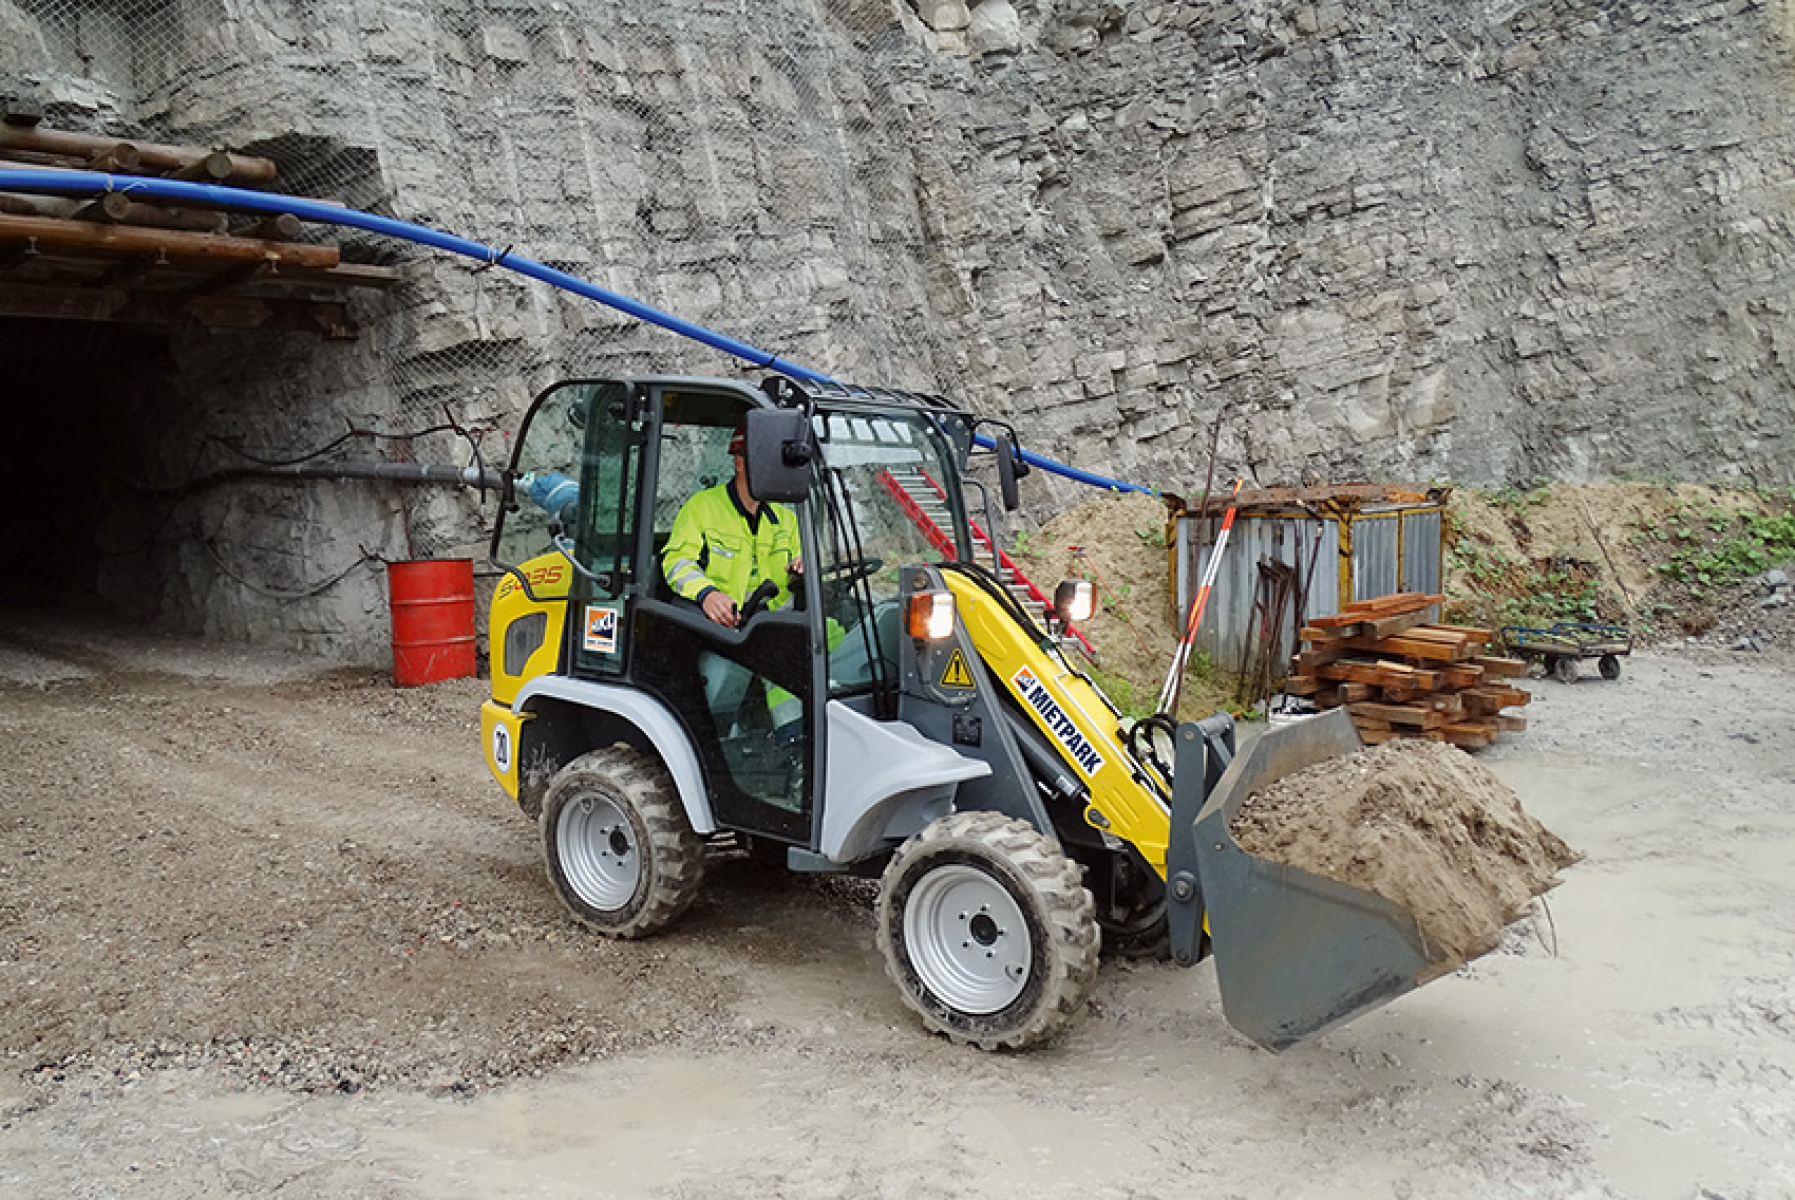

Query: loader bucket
[1191,709,1451,1051]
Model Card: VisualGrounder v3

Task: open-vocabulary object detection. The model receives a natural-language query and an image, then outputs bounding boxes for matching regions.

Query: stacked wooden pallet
[1283,592,1531,750]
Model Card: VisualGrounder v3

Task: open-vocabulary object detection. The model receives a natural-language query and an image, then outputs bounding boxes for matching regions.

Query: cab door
[490,379,641,702]
[625,384,819,844]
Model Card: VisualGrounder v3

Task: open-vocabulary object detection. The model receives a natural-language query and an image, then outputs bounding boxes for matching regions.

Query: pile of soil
[1447,482,1795,658]
[1229,738,1579,970]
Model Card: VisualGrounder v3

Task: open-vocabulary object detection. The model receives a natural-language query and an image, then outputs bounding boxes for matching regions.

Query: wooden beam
[1439,664,1484,689]
[237,213,305,241]
[0,125,277,185]
[0,212,339,270]
[73,192,229,233]
[1342,591,1447,616]
[1347,702,1446,729]
[0,191,68,217]
[254,260,403,289]
[0,280,355,336]
[1333,632,1475,662]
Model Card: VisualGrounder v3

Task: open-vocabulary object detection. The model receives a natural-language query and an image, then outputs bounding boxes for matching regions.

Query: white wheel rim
[558,795,639,910]
[904,863,1032,1014]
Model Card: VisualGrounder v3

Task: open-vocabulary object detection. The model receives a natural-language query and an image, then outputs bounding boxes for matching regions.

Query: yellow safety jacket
[661,480,799,611]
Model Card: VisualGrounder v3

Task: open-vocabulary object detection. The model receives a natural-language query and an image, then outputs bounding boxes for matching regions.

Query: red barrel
[388,559,477,686]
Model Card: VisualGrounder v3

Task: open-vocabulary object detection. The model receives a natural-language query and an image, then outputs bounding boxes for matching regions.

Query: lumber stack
[1283,592,1531,750]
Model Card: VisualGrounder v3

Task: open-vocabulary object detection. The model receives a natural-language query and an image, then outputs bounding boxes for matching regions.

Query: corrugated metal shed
[1172,484,1450,673]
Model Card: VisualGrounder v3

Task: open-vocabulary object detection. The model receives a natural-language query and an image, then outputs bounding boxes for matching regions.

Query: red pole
[1158,478,1244,715]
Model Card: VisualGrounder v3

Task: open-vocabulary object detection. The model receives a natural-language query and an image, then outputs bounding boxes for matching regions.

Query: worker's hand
[701,590,739,628]
[789,556,804,577]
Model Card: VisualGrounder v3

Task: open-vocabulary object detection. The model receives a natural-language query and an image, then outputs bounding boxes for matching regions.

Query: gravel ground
[1,610,1793,1198]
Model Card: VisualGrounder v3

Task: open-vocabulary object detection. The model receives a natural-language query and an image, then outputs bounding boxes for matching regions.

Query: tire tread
[876,811,1099,1051]
[541,745,705,939]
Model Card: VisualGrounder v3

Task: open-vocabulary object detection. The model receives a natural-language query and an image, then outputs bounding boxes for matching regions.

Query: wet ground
[1,614,1792,1198]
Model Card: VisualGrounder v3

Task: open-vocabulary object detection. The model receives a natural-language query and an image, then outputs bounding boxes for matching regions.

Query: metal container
[1172,486,1449,671]
[388,559,477,686]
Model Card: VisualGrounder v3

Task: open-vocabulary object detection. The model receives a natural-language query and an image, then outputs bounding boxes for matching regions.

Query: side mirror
[994,432,1022,511]
[745,407,812,503]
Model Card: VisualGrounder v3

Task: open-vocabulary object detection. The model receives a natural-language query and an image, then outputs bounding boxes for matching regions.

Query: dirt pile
[1446,482,1795,658]
[1230,738,1579,969]
[1006,492,1235,717]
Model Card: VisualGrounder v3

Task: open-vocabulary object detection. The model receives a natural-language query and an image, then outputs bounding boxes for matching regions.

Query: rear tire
[876,812,1100,1051]
[1599,654,1621,680]
[541,746,705,939]
[1551,655,1578,684]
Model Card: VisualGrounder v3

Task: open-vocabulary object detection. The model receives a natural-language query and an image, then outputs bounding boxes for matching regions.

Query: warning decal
[939,649,976,690]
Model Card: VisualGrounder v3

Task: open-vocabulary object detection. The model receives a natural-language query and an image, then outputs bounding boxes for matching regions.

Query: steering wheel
[738,578,781,623]
[818,556,885,589]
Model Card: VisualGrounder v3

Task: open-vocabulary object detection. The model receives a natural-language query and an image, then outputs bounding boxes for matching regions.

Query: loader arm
[940,567,1172,873]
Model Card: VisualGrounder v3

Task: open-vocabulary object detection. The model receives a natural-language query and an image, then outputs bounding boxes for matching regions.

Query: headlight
[1054,578,1096,624]
[905,590,957,640]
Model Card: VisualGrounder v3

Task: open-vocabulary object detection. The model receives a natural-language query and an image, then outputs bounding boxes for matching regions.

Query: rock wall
[882,0,1795,494]
[5,0,1794,653]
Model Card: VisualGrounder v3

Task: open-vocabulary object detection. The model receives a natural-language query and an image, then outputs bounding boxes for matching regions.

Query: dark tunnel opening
[0,317,183,617]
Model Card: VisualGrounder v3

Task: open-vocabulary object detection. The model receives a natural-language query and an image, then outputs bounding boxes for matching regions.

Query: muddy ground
[1,609,1793,1199]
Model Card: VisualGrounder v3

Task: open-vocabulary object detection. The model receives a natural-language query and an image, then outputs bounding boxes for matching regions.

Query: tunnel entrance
[0,316,181,616]
[0,121,407,655]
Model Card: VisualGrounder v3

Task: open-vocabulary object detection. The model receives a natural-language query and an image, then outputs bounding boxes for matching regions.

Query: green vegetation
[1486,482,1551,514]
[1084,664,1153,720]
[1644,498,1795,599]
[1086,651,1238,724]
[1101,580,1133,623]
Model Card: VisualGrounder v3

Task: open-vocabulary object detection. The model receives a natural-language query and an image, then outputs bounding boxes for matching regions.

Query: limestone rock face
[7,0,1795,653]
[967,1,1024,56]
[12,0,1794,492]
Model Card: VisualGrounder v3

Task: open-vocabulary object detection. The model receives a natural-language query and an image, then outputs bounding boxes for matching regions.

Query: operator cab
[490,375,977,854]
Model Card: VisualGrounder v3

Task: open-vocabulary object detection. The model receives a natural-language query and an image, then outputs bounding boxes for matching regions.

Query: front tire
[1551,655,1579,684]
[541,746,705,939]
[1599,653,1622,680]
[876,812,1100,1051]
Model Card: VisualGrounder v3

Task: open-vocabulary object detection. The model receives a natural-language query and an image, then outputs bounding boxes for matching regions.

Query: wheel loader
[480,373,1475,1051]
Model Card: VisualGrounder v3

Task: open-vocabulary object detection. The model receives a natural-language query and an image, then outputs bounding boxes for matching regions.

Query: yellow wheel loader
[481,374,1469,1051]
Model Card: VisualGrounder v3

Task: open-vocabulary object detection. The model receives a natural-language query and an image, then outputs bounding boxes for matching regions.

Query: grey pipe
[158,461,507,496]
[243,461,505,489]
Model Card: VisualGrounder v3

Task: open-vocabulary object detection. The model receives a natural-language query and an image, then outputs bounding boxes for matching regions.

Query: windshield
[814,407,967,699]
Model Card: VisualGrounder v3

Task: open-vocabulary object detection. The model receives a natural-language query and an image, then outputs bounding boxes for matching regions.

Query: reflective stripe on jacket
[661,481,799,609]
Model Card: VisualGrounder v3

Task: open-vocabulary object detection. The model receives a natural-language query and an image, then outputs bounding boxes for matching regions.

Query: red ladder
[877,467,1096,659]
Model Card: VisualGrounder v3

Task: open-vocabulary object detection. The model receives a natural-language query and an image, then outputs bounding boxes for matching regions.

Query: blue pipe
[0,167,1153,494]
[0,168,828,382]
[971,432,1154,496]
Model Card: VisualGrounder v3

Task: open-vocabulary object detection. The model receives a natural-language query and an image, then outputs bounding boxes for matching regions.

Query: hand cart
[1500,621,1632,684]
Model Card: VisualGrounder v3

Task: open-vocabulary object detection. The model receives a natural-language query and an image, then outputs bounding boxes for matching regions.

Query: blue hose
[0,167,1154,495]
[971,432,1155,496]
